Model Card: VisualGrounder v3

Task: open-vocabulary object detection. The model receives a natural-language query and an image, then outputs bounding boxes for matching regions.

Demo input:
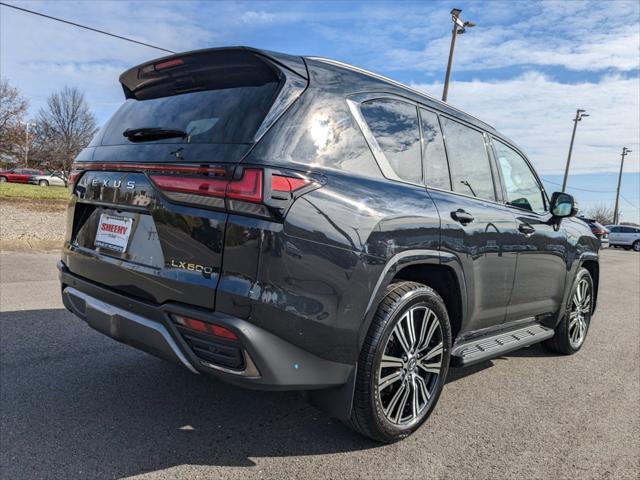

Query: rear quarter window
[360,98,422,184]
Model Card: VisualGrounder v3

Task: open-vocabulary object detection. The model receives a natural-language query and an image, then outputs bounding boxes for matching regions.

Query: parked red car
[0,168,44,184]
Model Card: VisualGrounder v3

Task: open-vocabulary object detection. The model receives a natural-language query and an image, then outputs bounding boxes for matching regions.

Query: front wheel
[633,241,640,252]
[544,268,594,355]
[0,176,7,183]
[39,180,49,187]
[348,281,451,443]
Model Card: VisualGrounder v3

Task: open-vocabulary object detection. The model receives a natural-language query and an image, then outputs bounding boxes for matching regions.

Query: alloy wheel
[568,278,591,349]
[377,305,443,426]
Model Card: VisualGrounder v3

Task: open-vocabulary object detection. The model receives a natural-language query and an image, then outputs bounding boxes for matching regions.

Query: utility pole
[561,109,589,192]
[442,8,475,102]
[613,147,631,225]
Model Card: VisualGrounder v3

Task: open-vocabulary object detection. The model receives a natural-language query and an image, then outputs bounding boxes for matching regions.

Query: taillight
[150,175,228,197]
[225,168,263,203]
[150,168,263,203]
[271,174,310,193]
[150,167,317,219]
[68,170,83,190]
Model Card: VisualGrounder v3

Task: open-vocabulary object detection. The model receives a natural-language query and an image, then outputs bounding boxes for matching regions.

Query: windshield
[101,82,281,145]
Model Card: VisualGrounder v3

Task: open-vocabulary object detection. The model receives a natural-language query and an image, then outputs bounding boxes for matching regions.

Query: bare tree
[0,78,28,161]
[34,86,97,178]
[586,204,615,225]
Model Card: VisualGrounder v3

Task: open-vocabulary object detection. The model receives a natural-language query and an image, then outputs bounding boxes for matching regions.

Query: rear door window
[360,99,422,184]
[419,108,450,190]
[440,117,496,201]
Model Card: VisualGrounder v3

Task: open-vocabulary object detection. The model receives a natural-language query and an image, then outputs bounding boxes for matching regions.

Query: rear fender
[356,250,468,350]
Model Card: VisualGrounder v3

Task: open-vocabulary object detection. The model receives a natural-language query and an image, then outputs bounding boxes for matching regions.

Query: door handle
[451,209,474,224]
[518,223,536,236]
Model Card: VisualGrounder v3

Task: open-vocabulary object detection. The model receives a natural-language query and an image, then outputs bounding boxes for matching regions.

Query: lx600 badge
[169,259,214,275]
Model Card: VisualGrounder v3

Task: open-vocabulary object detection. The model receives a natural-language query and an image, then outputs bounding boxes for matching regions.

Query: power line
[542,177,639,210]
[620,195,640,210]
[541,177,616,193]
[0,2,175,54]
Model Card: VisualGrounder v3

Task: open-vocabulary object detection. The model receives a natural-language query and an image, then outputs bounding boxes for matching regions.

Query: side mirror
[550,192,578,218]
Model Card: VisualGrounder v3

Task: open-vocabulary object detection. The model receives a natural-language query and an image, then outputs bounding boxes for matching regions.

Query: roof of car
[131,46,506,144]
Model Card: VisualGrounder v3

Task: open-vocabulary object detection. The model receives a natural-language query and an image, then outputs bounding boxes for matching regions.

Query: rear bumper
[58,261,354,391]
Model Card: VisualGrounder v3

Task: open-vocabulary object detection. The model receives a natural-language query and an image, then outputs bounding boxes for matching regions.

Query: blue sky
[1,0,639,221]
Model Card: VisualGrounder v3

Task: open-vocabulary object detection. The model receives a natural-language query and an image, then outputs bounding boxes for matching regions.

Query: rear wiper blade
[123,127,188,142]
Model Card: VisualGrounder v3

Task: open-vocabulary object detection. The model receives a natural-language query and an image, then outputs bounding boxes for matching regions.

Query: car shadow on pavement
[446,360,493,383]
[0,309,378,479]
[501,342,557,358]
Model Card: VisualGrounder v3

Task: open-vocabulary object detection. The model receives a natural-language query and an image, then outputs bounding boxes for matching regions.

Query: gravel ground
[0,199,66,251]
[0,249,638,479]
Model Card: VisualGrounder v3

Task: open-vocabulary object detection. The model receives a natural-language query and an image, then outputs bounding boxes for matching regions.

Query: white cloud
[413,72,640,175]
[241,10,277,24]
[386,21,639,73]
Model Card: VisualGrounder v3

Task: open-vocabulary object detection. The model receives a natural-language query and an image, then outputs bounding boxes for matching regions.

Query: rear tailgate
[63,48,307,309]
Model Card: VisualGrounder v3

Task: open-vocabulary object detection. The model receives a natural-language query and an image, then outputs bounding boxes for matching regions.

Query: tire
[544,268,594,355]
[39,180,49,187]
[348,281,451,443]
[0,176,7,183]
[633,241,640,252]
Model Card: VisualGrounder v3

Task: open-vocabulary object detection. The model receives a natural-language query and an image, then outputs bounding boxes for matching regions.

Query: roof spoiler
[119,46,308,100]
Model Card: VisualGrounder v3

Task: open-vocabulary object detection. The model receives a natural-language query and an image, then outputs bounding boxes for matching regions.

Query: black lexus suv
[59,47,599,442]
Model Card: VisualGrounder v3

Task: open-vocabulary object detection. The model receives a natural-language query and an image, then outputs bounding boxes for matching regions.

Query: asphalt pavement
[1,249,638,479]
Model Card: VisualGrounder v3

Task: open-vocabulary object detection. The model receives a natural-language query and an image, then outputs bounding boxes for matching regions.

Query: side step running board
[451,324,554,367]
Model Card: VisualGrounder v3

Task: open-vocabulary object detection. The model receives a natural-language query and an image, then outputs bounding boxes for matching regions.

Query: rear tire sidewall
[0,177,6,183]
[633,241,640,252]
[370,287,451,440]
[39,180,48,187]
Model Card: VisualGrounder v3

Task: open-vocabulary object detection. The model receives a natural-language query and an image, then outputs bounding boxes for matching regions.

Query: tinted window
[102,82,281,145]
[621,227,635,233]
[493,139,545,212]
[440,117,495,201]
[419,109,450,190]
[609,226,619,233]
[360,99,422,183]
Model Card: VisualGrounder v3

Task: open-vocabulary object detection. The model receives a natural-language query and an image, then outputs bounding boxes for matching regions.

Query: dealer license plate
[95,214,133,253]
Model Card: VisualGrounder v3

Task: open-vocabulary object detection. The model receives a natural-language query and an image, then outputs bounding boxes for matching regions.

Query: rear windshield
[101,82,281,145]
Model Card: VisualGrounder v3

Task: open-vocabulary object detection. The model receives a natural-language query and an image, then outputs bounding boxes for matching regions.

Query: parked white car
[605,225,640,252]
[28,172,67,187]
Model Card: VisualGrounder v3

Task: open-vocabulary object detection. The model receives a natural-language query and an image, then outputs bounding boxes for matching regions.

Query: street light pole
[442,8,475,102]
[561,109,589,192]
[22,121,35,167]
[24,122,30,167]
[613,147,631,225]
